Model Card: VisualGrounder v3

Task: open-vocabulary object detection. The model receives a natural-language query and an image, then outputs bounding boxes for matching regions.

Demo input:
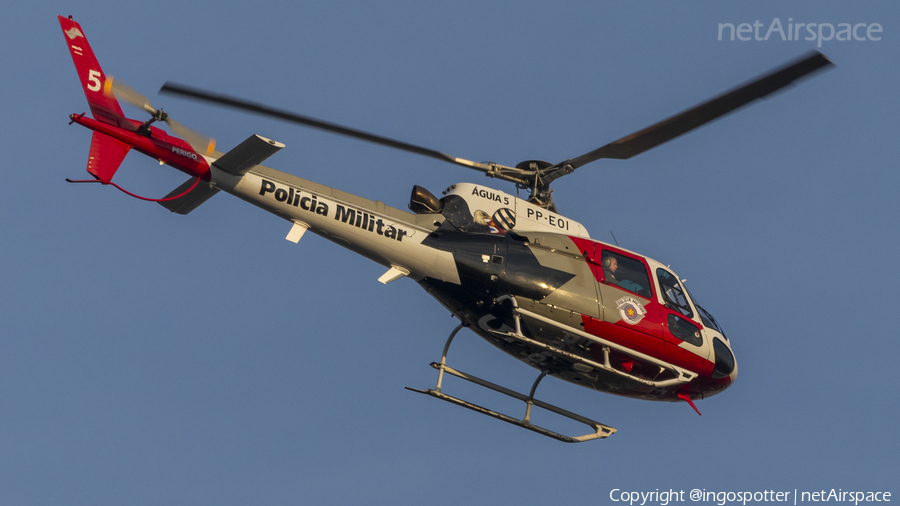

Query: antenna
[610,231,619,246]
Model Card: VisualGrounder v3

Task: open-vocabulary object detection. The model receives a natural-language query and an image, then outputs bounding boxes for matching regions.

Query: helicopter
[59,15,832,442]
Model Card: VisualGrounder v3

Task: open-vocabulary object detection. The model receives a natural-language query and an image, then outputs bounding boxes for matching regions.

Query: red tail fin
[58,15,128,129]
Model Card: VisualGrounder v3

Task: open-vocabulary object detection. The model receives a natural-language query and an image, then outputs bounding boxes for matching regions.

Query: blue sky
[1,2,898,505]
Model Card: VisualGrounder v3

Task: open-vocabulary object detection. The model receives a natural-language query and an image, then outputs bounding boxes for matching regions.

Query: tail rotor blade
[104,76,156,115]
[165,117,216,155]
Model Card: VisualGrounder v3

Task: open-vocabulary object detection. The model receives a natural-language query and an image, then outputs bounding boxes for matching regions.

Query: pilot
[603,255,644,294]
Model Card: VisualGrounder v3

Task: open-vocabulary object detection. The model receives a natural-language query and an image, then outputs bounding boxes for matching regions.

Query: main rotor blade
[560,51,833,170]
[159,82,499,174]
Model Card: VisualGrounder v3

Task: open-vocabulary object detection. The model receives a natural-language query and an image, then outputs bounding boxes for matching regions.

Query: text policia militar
[718,18,882,47]
[259,179,409,242]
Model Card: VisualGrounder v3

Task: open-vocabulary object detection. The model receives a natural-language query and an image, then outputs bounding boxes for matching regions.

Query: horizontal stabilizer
[158,178,220,215]
[212,134,284,176]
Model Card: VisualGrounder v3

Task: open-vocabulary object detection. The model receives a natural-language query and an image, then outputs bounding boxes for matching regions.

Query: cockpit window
[684,287,727,338]
[697,304,726,338]
[600,250,652,299]
[656,268,693,317]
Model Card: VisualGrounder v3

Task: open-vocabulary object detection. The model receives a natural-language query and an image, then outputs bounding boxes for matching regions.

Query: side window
[667,314,702,346]
[600,250,652,299]
[656,268,693,317]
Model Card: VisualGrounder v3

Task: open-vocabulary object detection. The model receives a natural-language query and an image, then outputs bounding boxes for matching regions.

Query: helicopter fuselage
[209,153,737,404]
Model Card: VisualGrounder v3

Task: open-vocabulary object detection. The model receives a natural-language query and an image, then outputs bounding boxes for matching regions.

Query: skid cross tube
[407,322,616,443]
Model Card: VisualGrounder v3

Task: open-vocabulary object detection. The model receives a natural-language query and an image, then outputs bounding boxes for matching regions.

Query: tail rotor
[105,76,216,155]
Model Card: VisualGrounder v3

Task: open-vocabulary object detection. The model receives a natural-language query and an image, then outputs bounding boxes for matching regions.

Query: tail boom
[71,113,212,180]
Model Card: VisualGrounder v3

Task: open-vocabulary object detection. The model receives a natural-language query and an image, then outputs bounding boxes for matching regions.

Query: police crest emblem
[616,296,647,325]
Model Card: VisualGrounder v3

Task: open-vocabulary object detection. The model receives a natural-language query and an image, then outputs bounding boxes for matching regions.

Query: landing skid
[407,323,617,443]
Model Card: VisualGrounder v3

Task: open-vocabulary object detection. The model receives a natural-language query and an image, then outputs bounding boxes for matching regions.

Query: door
[593,245,663,340]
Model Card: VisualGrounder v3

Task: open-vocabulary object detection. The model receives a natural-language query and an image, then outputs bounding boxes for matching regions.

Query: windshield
[697,305,726,338]
[683,286,726,338]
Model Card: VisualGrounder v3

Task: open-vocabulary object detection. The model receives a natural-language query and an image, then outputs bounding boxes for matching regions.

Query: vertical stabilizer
[58,15,128,129]
[87,131,131,182]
